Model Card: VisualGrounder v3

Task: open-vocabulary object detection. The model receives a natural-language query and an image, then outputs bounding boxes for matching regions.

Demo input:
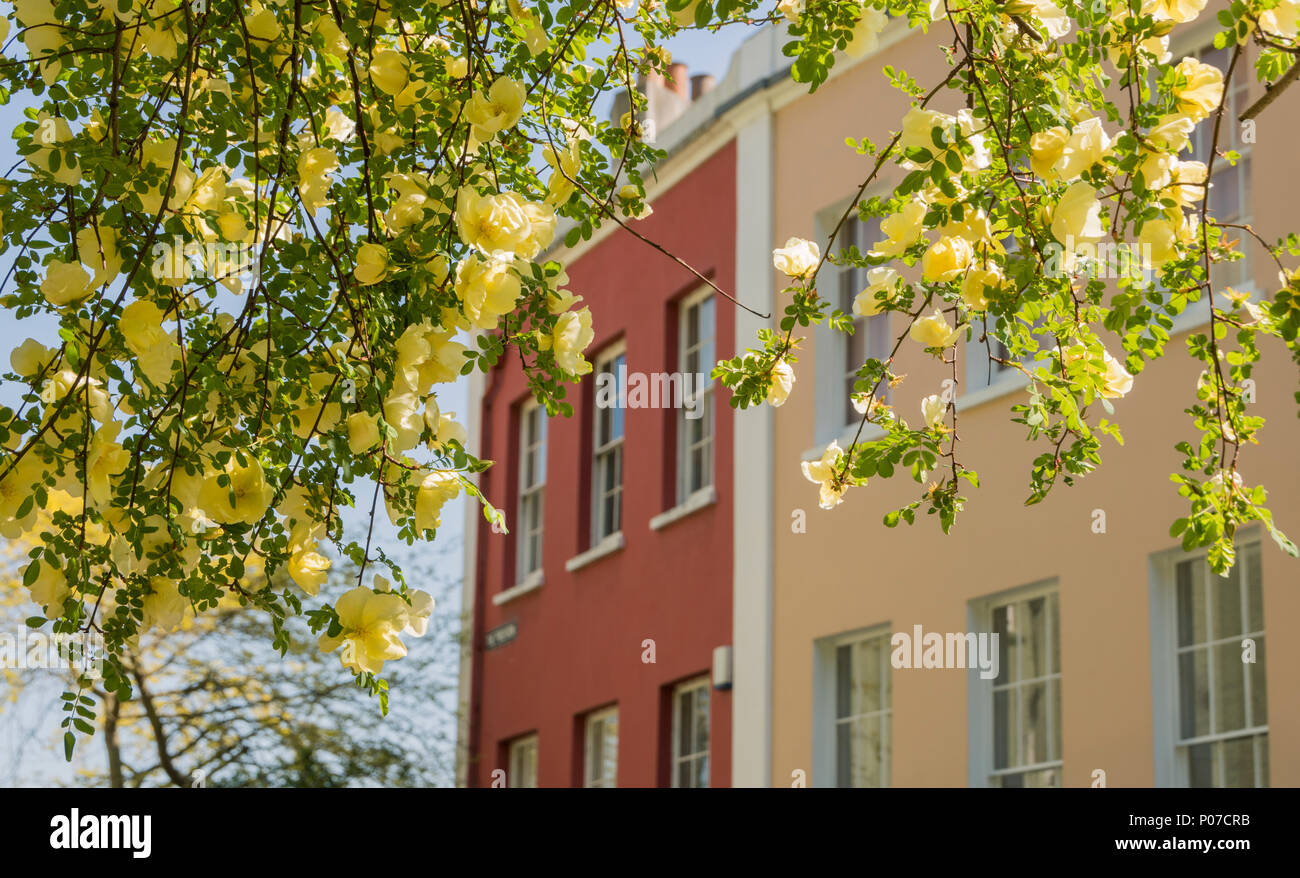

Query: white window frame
[676,287,715,504]
[968,580,1062,788]
[507,734,538,789]
[812,623,892,788]
[515,399,546,586]
[671,676,711,788]
[813,192,894,444]
[1186,39,1255,296]
[591,342,627,546]
[583,706,619,788]
[839,213,893,425]
[1149,536,1267,787]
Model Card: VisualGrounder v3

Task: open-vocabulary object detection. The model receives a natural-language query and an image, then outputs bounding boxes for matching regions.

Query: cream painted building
[758,14,1300,787]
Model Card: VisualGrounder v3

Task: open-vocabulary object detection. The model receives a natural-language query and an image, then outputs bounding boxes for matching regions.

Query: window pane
[536,417,547,484]
[1212,561,1244,641]
[1050,677,1062,761]
[1258,735,1270,788]
[853,639,882,716]
[1213,641,1247,733]
[1020,681,1049,766]
[694,687,710,754]
[677,690,693,758]
[1220,736,1255,788]
[694,755,709,788]
[699,298,715,372]
[993,687,1013,770]
[1188,742,1213,787]
[835,645,852,719]
[847,716,882,788]
[1024,597,1048,680]
[1250,636,1267,726]
[1049,592,1061,674]
[1176,559,1206,647]
[1179,649,1211,740]
[992,605,1014,686]
[1245,543,1263,633]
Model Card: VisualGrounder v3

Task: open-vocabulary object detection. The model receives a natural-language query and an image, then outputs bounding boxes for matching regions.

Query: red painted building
[459,95,739,787]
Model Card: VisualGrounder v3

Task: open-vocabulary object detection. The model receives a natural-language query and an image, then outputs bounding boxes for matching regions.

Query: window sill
[649,486,717,531]
[957,371,1031,413]
[565,532,625,572]
[493,569,544,606]
[804,422,884,462]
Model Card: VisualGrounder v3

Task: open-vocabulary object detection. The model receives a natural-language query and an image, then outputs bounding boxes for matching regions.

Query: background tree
[1,541,463,787]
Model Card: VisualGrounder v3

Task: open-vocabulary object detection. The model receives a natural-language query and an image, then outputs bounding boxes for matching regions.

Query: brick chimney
[609,61,705,140]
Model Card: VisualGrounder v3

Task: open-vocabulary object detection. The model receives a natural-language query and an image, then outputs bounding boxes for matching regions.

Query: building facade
[766,13,1300,787]
[457,52,776,786]
[458,11,1300,788]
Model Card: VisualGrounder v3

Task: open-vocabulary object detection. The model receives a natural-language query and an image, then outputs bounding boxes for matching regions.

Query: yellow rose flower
[922,235,974,282]
[318,586,411,675]
[920,393,947,430]
[801,441,848,509]
[414,470,461,533]
[454,252,522,329]
[772,236,820,279]
[41,260,92,307]
[121,299,181,386]
[25,112,81,185]
[507,0,549,55]
[141,577,189,632]
[289,549,331,596]
[347,411,381,453]
[909,309,963,348]
[245,6,281,42]
[198,455,274,526]
[29,562,71,620]
[464,77,526,144]
[552,307,594,376]
[1147,113,1195,152]
[1260,0,1300,35]
[1138,216,1179,266]
[1030,125,1069,179]
[354,242,390,285]
[76,225,123,288]
[383,390,423,451]
[899,106,951,156]
[369,49,409,96]
[1172,57,1224,121]
[854,267,899,317]
[767,358,795,408]
[86,421,131,508]
[871,201,927,257]
[1101,350,1134,398]
[10,338,55,378]
[456,187,532,255]
[1154,0,1206,23]
[961,264,1002,311]
[845,7,889,58]
[1050,181,1106,246]
[297,146,338,212]
[1057,117,1111,180]
[1168,159,1207,208]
